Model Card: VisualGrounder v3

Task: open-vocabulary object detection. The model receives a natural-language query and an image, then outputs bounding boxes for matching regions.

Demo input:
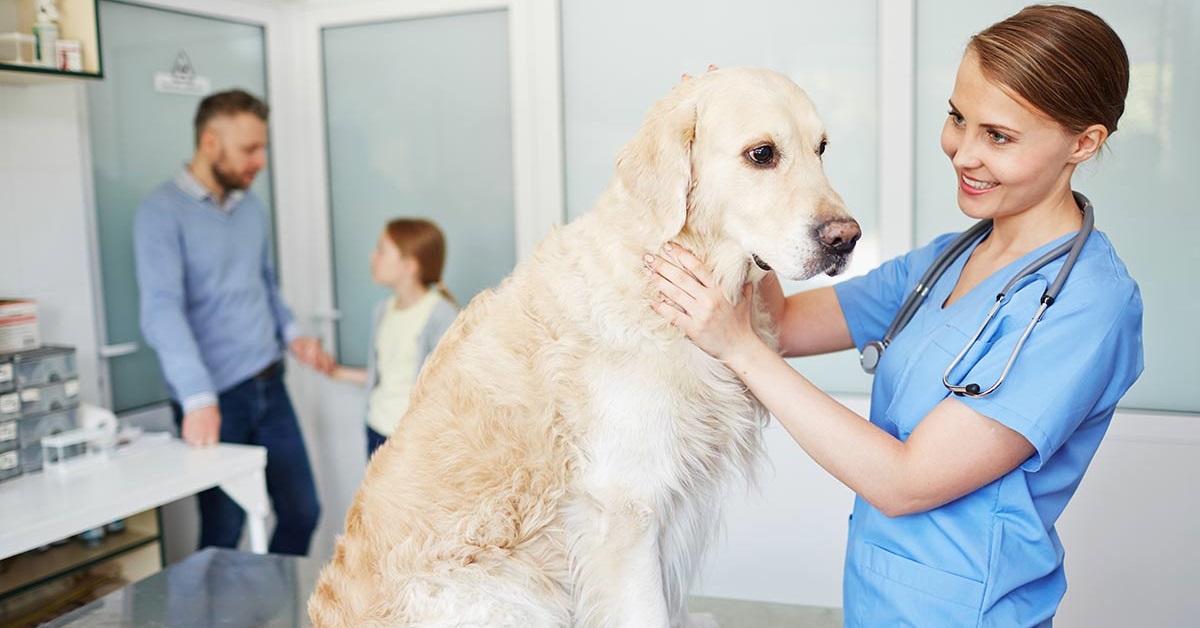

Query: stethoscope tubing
[882,218,993,346]
[863,191,1095,398]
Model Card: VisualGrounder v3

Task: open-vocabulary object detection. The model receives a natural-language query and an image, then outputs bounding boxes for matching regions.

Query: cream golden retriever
[309,67,860,628]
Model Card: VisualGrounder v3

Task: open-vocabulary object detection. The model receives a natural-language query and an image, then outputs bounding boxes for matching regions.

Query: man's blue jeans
[172,364,321,556]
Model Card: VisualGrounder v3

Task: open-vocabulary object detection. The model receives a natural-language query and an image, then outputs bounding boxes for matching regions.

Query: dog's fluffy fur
[308,67,856,628]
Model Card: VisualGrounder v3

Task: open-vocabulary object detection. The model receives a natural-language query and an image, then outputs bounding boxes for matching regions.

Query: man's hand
[290,337,335,374]
[181,405,221,447]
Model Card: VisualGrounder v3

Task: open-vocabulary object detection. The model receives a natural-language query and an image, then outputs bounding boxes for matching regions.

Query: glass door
[321,9,516,367]
[88,0,271,412]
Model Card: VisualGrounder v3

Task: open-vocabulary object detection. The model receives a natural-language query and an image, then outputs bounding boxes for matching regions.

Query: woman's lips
[959,173,998,196]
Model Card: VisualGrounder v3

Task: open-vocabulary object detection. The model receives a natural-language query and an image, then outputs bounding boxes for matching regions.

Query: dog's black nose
[818,219,862,253]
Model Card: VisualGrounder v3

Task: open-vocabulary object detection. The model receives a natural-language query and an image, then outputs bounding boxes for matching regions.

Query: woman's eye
[747,144,775,165]
[948,110,965,126]
[988,130,1010,144]
[817,139,828,157]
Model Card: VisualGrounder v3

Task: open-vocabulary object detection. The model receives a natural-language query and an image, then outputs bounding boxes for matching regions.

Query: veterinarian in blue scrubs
[645,5,1142,626]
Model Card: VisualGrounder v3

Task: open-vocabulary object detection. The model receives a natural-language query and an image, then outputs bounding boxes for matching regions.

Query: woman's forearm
[775,287,856,358]
[724,338,915,515]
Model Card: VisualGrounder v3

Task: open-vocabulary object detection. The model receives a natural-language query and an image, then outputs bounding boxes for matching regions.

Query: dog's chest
[574,344,760,502]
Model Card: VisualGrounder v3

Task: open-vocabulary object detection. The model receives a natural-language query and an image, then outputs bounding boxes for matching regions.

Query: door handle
[309,311,341,350]
[98,342,139,359]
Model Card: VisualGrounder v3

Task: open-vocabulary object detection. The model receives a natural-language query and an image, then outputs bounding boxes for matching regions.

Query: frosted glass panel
[88,1,271,412]
[915,1,1199,412]
[323,11,514,367]
[562,0,879,394]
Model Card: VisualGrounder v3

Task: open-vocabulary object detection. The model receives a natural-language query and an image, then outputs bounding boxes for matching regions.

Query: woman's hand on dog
[644,242,762,363]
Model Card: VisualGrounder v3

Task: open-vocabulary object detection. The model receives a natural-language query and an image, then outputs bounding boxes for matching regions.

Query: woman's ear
[1068,123,1109,164]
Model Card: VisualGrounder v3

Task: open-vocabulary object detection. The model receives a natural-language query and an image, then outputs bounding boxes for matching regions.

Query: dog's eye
[818,139,828,157]
[746,144,775,166]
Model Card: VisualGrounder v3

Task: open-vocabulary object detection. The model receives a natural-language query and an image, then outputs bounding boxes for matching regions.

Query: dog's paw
[686,612,721,628]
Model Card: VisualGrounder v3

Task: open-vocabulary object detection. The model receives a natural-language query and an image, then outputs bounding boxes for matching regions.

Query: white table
[0,436,269,559]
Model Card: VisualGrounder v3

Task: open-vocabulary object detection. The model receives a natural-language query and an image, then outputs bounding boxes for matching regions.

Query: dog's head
[616,67,860,280]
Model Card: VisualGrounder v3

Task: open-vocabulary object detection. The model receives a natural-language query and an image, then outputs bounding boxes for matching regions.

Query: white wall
[0,83,101,406]
[1054,412,1200,626]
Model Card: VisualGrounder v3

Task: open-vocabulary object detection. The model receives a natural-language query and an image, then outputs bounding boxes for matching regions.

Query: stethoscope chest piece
[860,340,884,374]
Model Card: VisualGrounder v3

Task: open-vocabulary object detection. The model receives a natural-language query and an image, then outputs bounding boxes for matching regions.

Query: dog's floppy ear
[615,83,698,242]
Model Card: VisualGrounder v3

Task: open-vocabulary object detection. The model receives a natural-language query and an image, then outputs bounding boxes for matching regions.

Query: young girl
[332,218,459,458]
[646,5,1141,626]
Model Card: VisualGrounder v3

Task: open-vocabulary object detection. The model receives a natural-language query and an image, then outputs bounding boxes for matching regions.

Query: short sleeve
[835,233,959,351]
[955,273,1143,471]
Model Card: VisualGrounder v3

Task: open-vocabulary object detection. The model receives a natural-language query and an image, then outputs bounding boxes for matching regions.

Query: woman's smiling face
[940,49,1082,221]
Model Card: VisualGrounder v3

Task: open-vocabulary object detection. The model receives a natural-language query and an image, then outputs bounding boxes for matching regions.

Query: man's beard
[210,156,251,193]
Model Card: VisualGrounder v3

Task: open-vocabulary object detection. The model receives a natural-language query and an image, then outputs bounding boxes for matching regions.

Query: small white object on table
[0,436,269,559]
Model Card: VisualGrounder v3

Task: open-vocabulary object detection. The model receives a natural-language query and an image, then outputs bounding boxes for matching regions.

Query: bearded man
[134,89,330,556]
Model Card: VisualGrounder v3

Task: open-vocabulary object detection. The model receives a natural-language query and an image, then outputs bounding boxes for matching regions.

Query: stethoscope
[860,191,1095,398]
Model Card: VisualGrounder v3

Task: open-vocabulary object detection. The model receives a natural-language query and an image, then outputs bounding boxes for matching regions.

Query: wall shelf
[0,0,102,83]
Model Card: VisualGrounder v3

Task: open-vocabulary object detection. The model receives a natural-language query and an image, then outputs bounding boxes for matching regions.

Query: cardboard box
[0,300,41,354]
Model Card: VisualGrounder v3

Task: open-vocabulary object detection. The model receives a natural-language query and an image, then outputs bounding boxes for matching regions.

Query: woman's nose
[950,133,983,170]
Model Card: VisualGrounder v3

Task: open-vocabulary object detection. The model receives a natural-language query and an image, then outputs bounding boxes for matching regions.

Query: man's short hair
[194,89,270,146]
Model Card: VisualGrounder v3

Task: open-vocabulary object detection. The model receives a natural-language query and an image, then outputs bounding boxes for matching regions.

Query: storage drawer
[18,443,42,474]
[0,418,16,449]
[17,380,80,415]
[0,449,19,482]
[0,392,17,420]
[11,345,77,389]
[17,408,78,446]
[0,358,13,393]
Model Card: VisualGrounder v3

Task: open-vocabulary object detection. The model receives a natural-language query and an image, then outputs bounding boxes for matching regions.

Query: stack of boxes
[0,346,81,485]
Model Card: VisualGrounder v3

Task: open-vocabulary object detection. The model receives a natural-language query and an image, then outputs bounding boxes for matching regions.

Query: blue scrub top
[833,226,1143,627]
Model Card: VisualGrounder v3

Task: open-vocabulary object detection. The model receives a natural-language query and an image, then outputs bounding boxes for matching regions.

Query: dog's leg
[568,494,671,628]
[658,489,720,628]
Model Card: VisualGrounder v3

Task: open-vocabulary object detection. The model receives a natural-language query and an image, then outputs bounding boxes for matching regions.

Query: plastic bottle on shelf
[31,0,60,68]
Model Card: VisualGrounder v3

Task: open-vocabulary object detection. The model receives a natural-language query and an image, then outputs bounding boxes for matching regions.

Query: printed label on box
[64,380,79,397]
[0,299,40,353]
[0,421,15,442]
[0,450,16,470]
[0,394,17,415]
[19,388,40,402]
[0,363,11,384]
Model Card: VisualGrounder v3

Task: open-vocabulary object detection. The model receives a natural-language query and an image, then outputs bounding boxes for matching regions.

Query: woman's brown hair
[969,4,1129,136]
[385,218,456,306]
